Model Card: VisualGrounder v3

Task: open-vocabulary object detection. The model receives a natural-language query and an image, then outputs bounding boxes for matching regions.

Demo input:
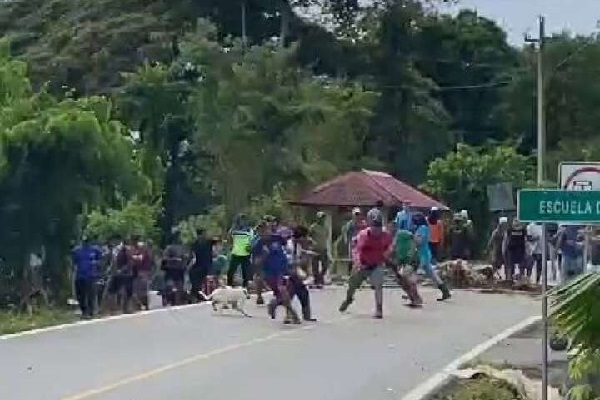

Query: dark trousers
[311,252,329,286]
[189,267,208,302]
[75,278,96,317]
[227,255,252,288]
[288,273,312,319]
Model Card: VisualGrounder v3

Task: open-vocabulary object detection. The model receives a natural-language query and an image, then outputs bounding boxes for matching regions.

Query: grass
[0,307,78,335]
[431,376,524,400]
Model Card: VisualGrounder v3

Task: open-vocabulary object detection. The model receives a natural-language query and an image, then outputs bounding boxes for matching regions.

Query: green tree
[0,40,139,300]
[422,143,534,240]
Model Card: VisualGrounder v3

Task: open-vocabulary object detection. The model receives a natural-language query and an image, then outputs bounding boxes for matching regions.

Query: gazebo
[290,169,448,276]
[291,169,448,210]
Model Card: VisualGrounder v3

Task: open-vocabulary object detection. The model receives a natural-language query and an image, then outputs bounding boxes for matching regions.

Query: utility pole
[525,15,548,400]
[241,0,248,51]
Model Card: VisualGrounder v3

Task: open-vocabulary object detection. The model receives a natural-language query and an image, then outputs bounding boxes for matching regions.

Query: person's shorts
[108,275,133,297]
[362,265,385,288]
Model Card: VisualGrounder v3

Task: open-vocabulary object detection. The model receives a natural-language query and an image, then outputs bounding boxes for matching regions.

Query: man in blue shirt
[557,225,585,284]
[72,236,103,318]
[395,202,413,232]
[259,233,301,324]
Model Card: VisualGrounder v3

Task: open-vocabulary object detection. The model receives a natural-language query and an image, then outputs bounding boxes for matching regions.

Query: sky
[439,0,600,46]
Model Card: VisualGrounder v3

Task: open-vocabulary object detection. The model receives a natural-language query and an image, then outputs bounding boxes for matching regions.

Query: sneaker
[339,299,352,313]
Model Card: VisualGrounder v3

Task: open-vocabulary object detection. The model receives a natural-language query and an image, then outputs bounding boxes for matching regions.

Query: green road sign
[518,189,600,223]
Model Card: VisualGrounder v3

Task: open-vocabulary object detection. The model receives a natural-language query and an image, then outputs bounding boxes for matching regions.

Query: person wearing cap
[526,222,544,284]
[341,208,367,274]
[427,207,444,263]
[413,212,451,301]
[488,217,508,277]
[309,211,330,288]
[227,213,254,289]
[339,208,393,319]
[189,228,215,302]
[284,226,317,322]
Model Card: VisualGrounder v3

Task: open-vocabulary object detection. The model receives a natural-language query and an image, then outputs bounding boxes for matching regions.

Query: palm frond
[550,272,600,350]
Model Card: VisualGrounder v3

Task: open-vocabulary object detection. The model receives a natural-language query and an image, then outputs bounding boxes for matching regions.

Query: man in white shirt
[526,222,543,284]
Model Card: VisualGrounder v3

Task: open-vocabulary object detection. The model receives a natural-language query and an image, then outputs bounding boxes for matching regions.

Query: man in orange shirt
[428,207,444,263]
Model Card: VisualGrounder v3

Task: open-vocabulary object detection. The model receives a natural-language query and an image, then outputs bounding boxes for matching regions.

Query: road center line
[59,315,350,400]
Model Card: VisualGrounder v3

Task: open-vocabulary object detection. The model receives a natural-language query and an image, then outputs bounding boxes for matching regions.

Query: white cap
[352,207,361,215]
[460,210,469,218]
[499,217,508,223]
[431,206,439,211]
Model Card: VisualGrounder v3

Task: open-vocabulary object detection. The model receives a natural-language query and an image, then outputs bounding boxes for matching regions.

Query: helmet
[366,208,383,227]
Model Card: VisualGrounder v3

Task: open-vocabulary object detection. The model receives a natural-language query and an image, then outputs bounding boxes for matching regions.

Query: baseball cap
[366,208,383,227]
[352,207,361,215]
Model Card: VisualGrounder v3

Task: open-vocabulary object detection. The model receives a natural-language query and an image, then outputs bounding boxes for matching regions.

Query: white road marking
[399,315,543,400]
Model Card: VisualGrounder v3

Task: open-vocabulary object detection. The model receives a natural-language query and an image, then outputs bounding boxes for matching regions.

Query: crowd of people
[70,203,461,321]
[487,217,587,285]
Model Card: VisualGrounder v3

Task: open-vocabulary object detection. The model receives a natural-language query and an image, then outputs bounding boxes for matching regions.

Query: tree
[416,10,519,145]
[421,143,533,241]
[497,34,600,180]
[0,40,139,300]
[183,28,377,218]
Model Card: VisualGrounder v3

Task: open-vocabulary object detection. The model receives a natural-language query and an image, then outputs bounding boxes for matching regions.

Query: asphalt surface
[1,287,541,400]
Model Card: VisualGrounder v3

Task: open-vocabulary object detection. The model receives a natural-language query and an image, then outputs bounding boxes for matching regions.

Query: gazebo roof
[291,169,449,210]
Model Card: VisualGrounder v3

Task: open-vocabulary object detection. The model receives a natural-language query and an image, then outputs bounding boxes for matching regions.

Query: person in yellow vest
[226,213,254,289]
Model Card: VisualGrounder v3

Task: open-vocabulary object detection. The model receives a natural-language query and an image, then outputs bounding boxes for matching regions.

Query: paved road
[1,287,540,400]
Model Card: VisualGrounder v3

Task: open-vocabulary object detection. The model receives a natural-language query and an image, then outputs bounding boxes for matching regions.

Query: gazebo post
[326,210,334,280]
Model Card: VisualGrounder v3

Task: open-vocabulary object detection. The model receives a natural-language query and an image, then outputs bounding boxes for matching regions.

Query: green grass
[434,376,524,400]
[0,308,78,335]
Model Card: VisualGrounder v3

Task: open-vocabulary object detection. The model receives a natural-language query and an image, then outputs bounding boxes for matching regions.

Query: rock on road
[1,287,540,400]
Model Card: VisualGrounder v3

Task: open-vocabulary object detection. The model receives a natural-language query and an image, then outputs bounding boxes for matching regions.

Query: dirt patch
[427,375,525,400]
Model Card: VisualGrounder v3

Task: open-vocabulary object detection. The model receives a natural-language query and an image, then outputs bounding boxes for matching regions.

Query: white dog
[199,286,251,317]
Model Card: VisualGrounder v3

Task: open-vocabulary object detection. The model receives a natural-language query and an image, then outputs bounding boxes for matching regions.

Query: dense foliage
[1,0,600,305]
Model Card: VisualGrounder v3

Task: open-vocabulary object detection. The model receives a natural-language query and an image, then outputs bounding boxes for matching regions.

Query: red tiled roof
[291,169,448,210]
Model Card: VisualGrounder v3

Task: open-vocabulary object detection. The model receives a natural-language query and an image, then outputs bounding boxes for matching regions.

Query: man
[161,234,188,306]
[427,207,444,263]
[526,222,543,284]
[227,214,254,289]
[395,202,413,232]
[286,226,317,322]
[72,236,103,319]
[504,218,527,282]
[413,213,451,301]
[130,235,153,311]
[261,232,301,324]
[189,229,214,302]
[488,217,508,278]
[107,237,134,314]
[341,208,367,274]
[392,221,422,307]
[339,208,392,319]
[450,213,470,260]
[556,225,585,284]
[309,211,330,288]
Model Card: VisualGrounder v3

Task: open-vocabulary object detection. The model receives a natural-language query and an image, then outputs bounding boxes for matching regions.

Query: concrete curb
[399,315,543,400]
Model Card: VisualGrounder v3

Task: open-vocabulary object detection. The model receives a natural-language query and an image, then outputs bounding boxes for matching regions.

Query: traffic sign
[560,162,600,190]
[518,189,600,223]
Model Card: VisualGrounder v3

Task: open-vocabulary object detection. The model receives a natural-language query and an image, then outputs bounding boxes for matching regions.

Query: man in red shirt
[339,208,392,319]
